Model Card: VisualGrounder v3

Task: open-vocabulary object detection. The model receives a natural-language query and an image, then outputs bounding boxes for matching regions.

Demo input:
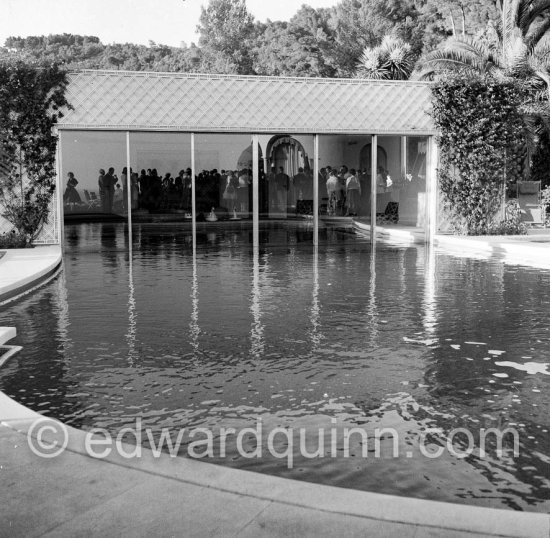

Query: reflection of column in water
[250,244,265,359]
[310,244,321,348]
[52,268,74,356]
[422,244,437,337]
[367,244,378,342]
[189,242,200,355]
[126,249,138,366]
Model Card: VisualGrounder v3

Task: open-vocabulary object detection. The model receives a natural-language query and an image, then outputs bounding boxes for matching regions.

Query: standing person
[293,167,308,202]
[103,167,116,213]
[376,166,387,190]
[326,168,339,216]
[63,171,81,211]
[345,168,361,216]
[274,166,289,212]
[98,169,106,212]
[138,169,149,209]
[267,166,277,211]
[338,165,350,215]
[113,183,124,212]
[121,167,129,212]
[149,169,161,210]
[237,168,250,213]
[182,168,192,211]
[359,168,371,215]
[222,170,238,213]
[131,170,139,210]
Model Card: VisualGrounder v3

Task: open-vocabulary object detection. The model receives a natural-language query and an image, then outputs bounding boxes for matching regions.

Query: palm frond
[525,17,550,52]
[520,0,550,33]
[502,0,523,44]
[503,31,529,69]
[416,39,500,79]
[444,37,493,59]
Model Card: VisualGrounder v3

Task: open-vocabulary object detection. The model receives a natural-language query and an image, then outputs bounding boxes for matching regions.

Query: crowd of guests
[65,163,392,217]
[320,165,392,216]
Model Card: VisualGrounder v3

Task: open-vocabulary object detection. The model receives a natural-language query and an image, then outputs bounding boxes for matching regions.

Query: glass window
[194,134,253,220]
[399,136,428,227]
[130,132,192,218]
[375,136,402,223]
[261,135,314,219]
[60,131,126,216]
[318,135,373,219]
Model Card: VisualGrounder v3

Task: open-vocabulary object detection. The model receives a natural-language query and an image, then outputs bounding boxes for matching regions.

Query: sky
[0,0,340,48]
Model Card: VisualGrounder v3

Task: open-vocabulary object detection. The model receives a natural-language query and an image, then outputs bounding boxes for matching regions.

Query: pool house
[51,70,438,245]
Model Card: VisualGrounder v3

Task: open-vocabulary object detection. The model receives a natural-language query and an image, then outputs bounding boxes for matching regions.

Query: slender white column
[313,134,319,246]
[126,131,132,247]
[55,128,64,248]
[426,136,439,243]
[191,133,196,247]
[401,136,407,180]
[370,135,378,244]
[252,134,259,247]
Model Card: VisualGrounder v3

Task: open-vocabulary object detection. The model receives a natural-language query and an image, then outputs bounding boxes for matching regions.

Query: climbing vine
[0,60,69,243]
[430,78,527,235]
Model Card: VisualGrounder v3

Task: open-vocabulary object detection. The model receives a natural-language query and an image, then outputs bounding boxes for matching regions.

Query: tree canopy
[0,0,499,77]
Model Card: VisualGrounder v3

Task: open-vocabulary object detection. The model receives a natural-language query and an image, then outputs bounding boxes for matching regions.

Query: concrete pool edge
[1,399,549,537]
[1,245,549,536]
[354,220,550,270]
[0,245,63,304]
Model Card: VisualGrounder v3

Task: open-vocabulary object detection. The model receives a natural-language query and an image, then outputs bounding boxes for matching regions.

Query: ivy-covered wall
[0,61,69,246]
[431,79,527,235]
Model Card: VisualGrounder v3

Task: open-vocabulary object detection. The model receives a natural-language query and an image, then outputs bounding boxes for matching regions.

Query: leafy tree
[0,34,200,73]
[251,7,335,77]
[356,35,415,79]
[0,61,70,242]
[417,0,498,45]
[197,0,256,74]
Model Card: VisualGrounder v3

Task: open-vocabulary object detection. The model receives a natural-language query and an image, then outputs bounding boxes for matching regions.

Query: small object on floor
[206,207,218,222]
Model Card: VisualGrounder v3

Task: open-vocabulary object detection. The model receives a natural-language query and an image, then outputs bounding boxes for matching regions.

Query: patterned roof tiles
[58,70,436,135]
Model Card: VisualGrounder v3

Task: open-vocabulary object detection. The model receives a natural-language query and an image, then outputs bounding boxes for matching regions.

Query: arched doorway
[360,144,387,173]
[266,135,310,177]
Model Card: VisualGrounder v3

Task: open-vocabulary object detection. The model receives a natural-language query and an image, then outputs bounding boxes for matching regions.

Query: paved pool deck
[355,220,550,270]
[1,243,550,537]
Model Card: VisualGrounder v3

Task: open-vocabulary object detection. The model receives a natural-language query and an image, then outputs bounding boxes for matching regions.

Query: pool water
[1,222,550,512]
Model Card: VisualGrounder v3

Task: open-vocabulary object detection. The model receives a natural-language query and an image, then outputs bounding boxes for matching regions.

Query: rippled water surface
[1,222,550,512]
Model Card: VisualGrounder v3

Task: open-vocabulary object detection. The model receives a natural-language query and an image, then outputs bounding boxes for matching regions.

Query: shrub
[0,61,70,242]
[0,230,32,249]
[431,78,527,235]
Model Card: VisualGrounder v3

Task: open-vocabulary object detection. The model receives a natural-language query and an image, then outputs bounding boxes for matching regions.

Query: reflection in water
[250,244,264,359]
[423,245,437,338]
[52,269,73,356]
[189,248,200,356]
[1,222,550,512]
[310,245,321,349]
[126,247,138,366]
[367,243,378,342]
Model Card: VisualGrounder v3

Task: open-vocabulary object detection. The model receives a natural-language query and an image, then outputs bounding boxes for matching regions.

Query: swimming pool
[1,222,549,512]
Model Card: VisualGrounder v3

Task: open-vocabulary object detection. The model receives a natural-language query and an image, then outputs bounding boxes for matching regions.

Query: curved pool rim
[1,242,549,537]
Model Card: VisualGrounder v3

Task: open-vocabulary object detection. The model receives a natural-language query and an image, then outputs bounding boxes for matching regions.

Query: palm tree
[355,35,415,80]
[414,0,550,91]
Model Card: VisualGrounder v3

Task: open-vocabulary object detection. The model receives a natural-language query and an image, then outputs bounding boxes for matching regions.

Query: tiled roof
[58,70,436,135]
